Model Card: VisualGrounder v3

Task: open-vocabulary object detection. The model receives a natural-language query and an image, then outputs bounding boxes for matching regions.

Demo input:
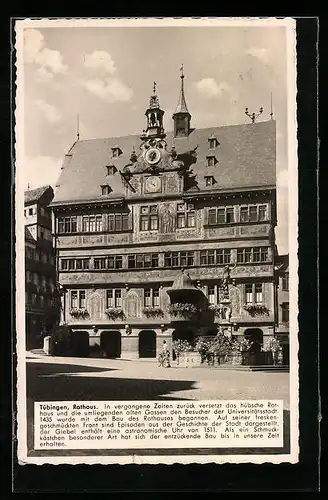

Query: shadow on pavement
[26,361,197,454]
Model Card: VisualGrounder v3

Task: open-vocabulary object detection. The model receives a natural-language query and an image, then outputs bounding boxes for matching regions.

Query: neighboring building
[274,254,289,365]
[50,73,277,360]
[25,185,58,348]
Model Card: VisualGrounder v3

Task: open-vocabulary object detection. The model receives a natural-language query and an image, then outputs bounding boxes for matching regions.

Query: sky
[20,20,294,254]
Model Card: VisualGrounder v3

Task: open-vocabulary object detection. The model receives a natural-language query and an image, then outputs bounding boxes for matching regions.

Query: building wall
[54,191,276,359]
[25,192,59,347]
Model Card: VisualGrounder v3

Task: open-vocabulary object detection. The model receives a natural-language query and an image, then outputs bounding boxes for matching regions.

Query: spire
[143,81,165,139]
[174,64,190,114]
[173,65,191,138]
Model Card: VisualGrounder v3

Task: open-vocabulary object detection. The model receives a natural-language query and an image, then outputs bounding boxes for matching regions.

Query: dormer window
[106,165,117,176]
[205,175,215,187]
[208,136,219,149]
[111,146,122,158]
[206,155,217,167]
[101,185,112,196]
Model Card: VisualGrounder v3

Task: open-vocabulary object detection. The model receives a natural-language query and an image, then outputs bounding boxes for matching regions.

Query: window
[282,273,289,291]
[57,216,77,234]
[82,215,103,233]
[255,283,263,303]
[207,156,217,167]
[164,251,195,267]
[208,137,218,149]
[128,253,159,269]
[106,165,117,176]
[61,258,90,271]
[70,290,86,309]
[237,247,269,263]
[94,258,107,270]
[281,303,289,323]
[101,185,112,196]
[108,213,130,232]
[245,283,263,304]
[208,285,216,305]
[111,147,122,158]
[200,249,231,265]
[70,291,78,308]
[107,255,123,269]
[216,249,231,264]
[240,204,268,223]
[177,203,195,228]
[106,289,122,308]
[205,176,215,187]
[140,205,158,231]
[207,207,235,225]
[245,284,253,304]
[28,208,33,216]
[144,287,160,308]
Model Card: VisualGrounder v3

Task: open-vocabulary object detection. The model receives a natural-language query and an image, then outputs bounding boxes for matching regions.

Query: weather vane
[180,64,184,77]
[245,106,263,123]
[153,81,156,94]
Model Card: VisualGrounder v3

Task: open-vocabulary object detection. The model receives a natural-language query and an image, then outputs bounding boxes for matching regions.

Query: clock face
[145,175,161,193]
[144,147,161,165]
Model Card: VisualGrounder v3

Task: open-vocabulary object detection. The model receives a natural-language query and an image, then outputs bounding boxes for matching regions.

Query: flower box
[243,304,269,316]
[69,308,89,319]
[143,307,164,318]
[105,308,125,320]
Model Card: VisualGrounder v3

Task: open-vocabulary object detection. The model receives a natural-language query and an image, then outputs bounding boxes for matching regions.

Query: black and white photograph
[15,17,298,465]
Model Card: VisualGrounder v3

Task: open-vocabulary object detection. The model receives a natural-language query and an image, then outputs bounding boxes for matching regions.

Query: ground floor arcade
[66,323,279,362]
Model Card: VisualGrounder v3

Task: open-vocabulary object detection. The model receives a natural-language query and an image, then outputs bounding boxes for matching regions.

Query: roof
[169,270,198,291]
[276,254,289,273]
[25,226,35,242]
[24,185,53,205]
[52,120,276,205]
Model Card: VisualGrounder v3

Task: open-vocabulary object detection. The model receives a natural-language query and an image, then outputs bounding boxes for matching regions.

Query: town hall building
[50,71,277,359]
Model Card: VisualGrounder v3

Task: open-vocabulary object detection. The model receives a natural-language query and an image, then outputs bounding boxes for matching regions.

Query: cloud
[83,50,116,75]
[35,66,54,83]
[195,78,237,101]
[82,77,133,103]
[81,49,133,103]
[34,99,62,124]
[23,156,62,190]
[245,47,269,64]
[24,28,67,79]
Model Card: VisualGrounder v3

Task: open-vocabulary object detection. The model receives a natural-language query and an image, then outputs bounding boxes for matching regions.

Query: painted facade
[50,73,277,360]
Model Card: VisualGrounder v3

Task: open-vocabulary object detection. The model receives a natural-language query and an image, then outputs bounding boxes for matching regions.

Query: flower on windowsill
[69,308,89,319]
[143,307,163,317]
[243,303,269,316]
[105,307,125,319]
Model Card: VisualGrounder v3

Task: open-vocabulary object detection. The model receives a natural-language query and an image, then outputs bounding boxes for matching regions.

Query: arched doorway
[70,330,89,357]
[100,330,121,358]
[139,330,156,358]
[244,328,263,365]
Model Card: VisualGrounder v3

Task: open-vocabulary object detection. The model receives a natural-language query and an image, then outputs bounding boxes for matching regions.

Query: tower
[143,81,165,139]
[173,65,191,138]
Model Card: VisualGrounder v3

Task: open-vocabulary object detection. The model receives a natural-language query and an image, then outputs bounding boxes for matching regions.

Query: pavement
[26,350,290,409]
